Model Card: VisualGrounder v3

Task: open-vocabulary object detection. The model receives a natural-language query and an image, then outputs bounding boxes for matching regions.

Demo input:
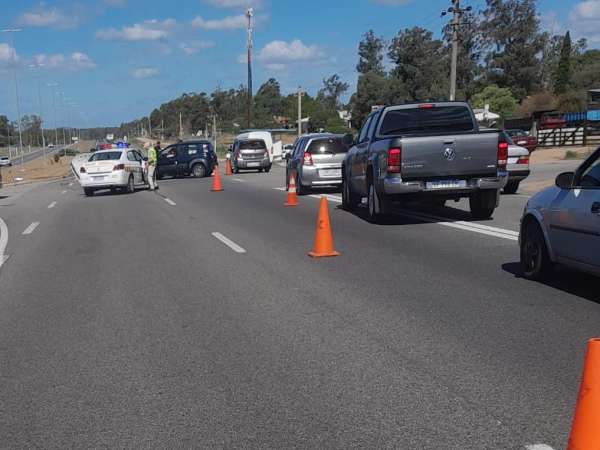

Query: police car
[78,143,147,196]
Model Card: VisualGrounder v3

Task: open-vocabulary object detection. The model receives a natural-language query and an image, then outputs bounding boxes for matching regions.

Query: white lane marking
[232,178,245,182]
[0,217,9,269]
[407,210,519,237]
[164,198,176,206]
[525,444,555,450]
[68,182,73,187]
[47,201,57,209]
[22,222,39,235]
[61,190,67,194]
[274,187,286,191]
[211,232,247,254]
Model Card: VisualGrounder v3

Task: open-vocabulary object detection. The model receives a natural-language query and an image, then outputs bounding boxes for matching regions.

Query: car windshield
[306,137,349,154]
[239,140,266,150]
[379,106,474,136]
[88,151,122,161]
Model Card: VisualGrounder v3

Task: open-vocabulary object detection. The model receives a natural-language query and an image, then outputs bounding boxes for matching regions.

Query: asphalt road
[0,163,598,449]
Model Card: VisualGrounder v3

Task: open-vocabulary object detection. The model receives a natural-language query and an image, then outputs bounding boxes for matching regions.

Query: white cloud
[179,40,215,55]
[202,0,262,7]
[17,6,79,29]
[32,52,96,70]
[0,43,18,63]
[103,0,127,5]
[570,1,600,43]
[96,19,175,41]
[257,39,325,64]
[191,14,247,30]
[132,67,158,79]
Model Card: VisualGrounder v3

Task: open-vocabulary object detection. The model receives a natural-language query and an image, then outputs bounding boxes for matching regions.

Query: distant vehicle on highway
[47,143,54,148]
[342,101,507,222]
[520,147,600,279]
[285,133,350,194]
[230,138,272,173]
[156,140,216,179]
[502,131,530,194]
[505,129,537,153]
[0,156,12,167]
[78,148,147,196]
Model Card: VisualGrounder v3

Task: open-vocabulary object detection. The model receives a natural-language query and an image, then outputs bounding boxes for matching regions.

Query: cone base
[308,250,340,258]
[211,189,223,192]
[284,202,298,207]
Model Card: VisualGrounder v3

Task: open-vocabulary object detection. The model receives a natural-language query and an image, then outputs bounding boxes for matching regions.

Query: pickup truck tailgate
[400,133,499,180]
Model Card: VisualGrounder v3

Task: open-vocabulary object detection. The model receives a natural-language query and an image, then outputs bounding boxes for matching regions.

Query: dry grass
[1,155,74,185]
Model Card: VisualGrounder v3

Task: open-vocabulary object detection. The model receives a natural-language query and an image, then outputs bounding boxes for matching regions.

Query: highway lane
[0,166,598,449]
[3,146,59,166]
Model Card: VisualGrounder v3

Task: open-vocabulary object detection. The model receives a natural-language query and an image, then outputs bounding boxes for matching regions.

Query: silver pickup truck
[341,102,508,223]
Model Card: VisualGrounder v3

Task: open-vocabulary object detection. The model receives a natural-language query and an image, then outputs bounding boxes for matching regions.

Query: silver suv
[285,134,350,194]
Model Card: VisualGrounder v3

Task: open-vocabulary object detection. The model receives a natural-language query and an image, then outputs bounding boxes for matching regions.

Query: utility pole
[148,117,152,139]
[161,118,164,141]
[246,8,253,129]
[48,83,59,147]
[212,115,217,153]
[297,87,303,138]
[29,63,46,155]
[2,29,24,164]
[179,112,183,138]
[442,0,472,101]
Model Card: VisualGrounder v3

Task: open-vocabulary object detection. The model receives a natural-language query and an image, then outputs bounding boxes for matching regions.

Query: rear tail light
[303,152,313,166]
[497,141,508,169]
[517,155,530,165]
[387,147,402,173]
[113,163,125,171]
[80,166,86,173]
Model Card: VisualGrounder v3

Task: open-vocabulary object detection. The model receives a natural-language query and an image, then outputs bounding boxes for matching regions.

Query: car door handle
[444,140,455,145]
[592,202,600,215]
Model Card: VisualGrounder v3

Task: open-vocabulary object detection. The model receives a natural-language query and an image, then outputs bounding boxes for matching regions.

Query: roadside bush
[53,154,60,163]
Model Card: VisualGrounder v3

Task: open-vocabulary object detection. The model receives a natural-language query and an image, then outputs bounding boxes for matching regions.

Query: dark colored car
[505,129,538,153]
[156,140,217,179]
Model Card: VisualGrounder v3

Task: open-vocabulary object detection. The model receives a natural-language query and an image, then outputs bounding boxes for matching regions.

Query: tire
[470,190,497,219]
[296,173,309,195]
[84,188,94,197]
[504,180,520,194]
[258,168,264,173]
[342,173,360,211]
[192,164,206,178]
[520,221,552,280]
[156,172,163,180]
[264,165,271,173]
[126,175,135,194]
[366,178,391,224]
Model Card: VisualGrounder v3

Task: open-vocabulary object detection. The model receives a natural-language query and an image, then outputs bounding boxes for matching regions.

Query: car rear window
[379,106,474,136]
[306,138,349,154]
[239,140,266,150]
[89,151,122,161]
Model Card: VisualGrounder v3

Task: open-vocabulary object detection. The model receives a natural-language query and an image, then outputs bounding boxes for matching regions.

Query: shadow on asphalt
[502,262,600,304]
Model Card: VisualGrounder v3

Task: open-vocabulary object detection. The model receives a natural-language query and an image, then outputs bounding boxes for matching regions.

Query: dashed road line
[0,216,9,269]
[211,232,246,254]
[47,201,57,209]
[525,444,555,450]
[22,222,40,235]
[309,194,342,203]
[232,178,245,182]
[61,190,67,194]
[164,198,176,206]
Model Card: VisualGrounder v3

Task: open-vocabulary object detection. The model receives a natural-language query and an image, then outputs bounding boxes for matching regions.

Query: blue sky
[0,0,593,127]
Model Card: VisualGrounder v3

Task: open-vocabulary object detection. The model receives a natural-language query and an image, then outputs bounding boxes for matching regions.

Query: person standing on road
[146,142,158,191]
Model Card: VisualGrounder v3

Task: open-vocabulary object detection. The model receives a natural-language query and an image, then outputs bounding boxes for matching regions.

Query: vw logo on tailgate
[443,147,456,161]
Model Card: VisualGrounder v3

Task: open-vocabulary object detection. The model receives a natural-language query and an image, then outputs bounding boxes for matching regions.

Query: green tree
[357,30,386,75]
[388,27,447,101]
[253,78,283,128]
[472,85,517,121]
[317,74,349,110]
[554,31,572,95]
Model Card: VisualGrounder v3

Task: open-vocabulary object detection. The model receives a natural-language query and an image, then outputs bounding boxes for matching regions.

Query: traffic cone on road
[568,338,600,450]
[225,158,232,176]
[211,165,223,192]
[308,196,340,258]
[285,173,299,207]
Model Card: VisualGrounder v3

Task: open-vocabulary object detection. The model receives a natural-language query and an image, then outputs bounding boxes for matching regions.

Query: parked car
[539,113,566,130]
[285,134,350,194]
[501,131,530,194]
[156,140,217,179]
[282,144,294,160]
[0,156,12,167]
[342,102,507,223]
[78,148,147,196]
[520,147,600,280]
[230,138,271,173]
[505,129,538,153]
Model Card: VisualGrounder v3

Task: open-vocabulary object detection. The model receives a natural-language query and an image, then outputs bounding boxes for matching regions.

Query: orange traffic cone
[211,165,223,192]
[225,158,232,176]
[568,338,600,450]
[285,173,299,207]
[308,197,340,258]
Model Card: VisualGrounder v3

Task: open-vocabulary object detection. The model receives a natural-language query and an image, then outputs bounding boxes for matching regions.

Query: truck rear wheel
[342,175,360,211]
[504,180,520,194]
[367,179,391,224]
[470,190,497,219]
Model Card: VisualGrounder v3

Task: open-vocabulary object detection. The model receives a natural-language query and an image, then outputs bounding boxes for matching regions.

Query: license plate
[517,141,527,145]
[426,179,467,189]
[247,162,260,168]
[319,169,341,177]
[92,176,105,181]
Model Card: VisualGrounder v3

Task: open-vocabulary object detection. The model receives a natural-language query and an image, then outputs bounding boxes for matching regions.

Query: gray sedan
[520,147,600,279]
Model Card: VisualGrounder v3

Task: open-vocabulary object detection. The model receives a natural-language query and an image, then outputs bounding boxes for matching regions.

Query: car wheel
[470,190,497,219]
[520,221,552,280]
[156,172,163,180]
[258,168,264,173]
[192,164,206,178]
[504,180,520,194]
[264,165,271,173]
[296,173,308,195]
[84,188,94,197]
[126,175,135,194]
[342,173,360,211]
[366,178,390,224]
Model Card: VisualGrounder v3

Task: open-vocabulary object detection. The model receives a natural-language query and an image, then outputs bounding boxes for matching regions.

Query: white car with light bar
[78,148,147,196]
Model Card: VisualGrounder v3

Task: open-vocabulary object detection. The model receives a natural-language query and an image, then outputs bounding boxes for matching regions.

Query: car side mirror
[555,172,575,189]
[342,133,355,147]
